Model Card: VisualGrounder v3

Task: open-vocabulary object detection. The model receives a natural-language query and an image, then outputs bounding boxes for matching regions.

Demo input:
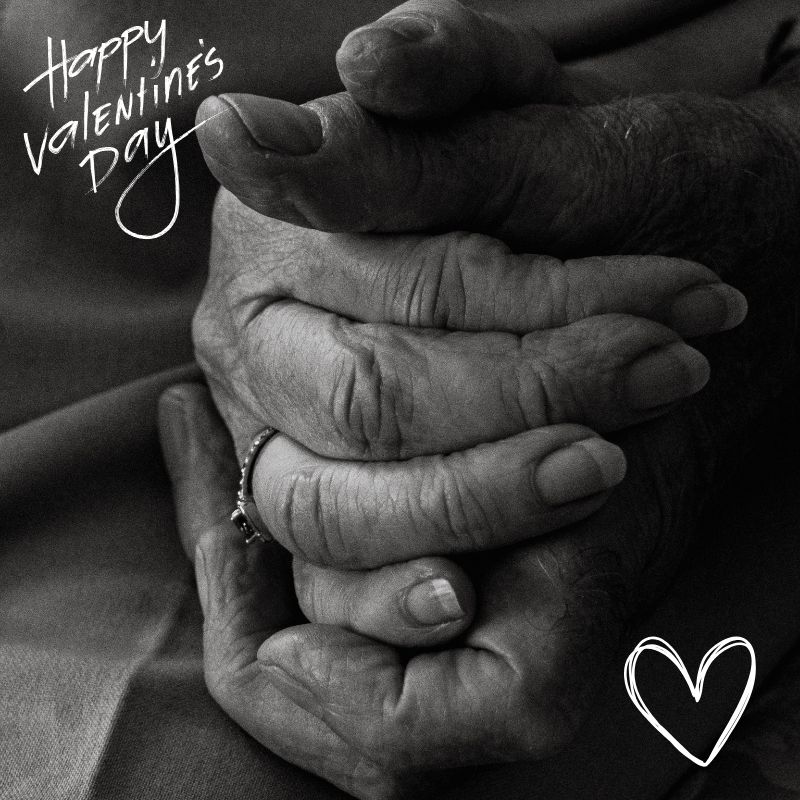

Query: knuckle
[399,231,509,330]
[536,256,575,327]
[211,187,308,324]
[592,314,674,372]
[399,236,458,328]
[326,323,406,460]
[511,341,576,427]
[422,232,473,329]
[190,301,244,397]
[424,460,495,552]
[270,466,326,563]
[443,232,516,329]
[270,464,354,567]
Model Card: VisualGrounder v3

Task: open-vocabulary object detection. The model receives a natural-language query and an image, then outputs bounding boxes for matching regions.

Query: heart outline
[624,636,756,767]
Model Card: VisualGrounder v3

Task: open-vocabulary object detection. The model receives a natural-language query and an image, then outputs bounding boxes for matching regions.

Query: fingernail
[668,283,748,338]
[158,388,188,478]
[218,94,323,156]
[625,342,710,409]
[344,15,435,54]
[535,438,626,505]
[404,578,465,625]
[379,15,436,42]
[338,16,435,70]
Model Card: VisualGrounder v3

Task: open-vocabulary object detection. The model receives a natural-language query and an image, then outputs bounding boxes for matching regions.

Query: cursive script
[22,20,224,239]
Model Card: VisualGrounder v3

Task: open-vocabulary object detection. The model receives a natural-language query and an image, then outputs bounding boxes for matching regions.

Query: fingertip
[196,94,228,127]
[195,94,326,221]
[720,285,749,329]
[217,94,323,156]
[195,95,239,160]
[158,384,195,481]
[668,282,749,338]
[294,557,475,647]
[625,342,711,410]
[535,436,627,506]
[393,560,476,643]
[336,1,570,119]
[403,577,468,626]
[158,382,217,443]
[336,19,457,119]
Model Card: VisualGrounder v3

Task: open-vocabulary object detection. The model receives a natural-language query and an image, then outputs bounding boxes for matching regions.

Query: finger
[194,89,747,257]
[256,522,630,770]
[293,556,475,647]
[335,0,596,119]
[212,191,748,339]
[250,423,627,568]
[258,625,516,769]
[157,382,297,626]
[158,382,240,561]
[211,297,710,461]
[158,384,394,798]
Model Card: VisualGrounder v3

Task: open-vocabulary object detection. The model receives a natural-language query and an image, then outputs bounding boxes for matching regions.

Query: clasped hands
[158,2,800,797]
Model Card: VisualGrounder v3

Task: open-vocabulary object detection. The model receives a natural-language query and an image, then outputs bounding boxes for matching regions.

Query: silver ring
[231,427,277,544]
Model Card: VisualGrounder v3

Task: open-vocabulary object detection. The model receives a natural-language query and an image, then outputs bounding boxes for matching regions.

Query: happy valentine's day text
[22,20,223,239]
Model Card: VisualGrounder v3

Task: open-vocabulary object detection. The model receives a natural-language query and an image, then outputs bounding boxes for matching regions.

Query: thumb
[195,92,591,251]
[195,88,729,257]
[335,0,615,119]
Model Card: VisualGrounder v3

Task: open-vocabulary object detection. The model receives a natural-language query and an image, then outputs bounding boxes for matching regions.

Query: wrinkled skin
[161,2,800,797]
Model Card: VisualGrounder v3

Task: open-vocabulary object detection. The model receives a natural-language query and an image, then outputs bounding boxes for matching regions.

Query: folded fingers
[247,423,625,568]
[205,297,710,462]
[257,534,615,771]
[195,87,711,258]
[195,91,585,244]
[210,191,747,338]
[293,556,475,646]
[157,384,400,798]
[157,381,632,789]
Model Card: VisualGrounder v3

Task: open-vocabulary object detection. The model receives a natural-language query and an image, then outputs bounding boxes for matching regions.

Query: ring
[231,426,278,544]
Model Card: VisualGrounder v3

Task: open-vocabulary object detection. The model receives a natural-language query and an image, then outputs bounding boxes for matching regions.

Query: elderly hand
[164,2,800,797]
[195,1,799,268]
[157,382,720,799]
[196,191,744,566]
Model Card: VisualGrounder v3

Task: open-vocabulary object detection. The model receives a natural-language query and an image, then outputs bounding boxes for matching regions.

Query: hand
[195,192,747,570]
[176,2,800,796]
[196,4,797,588]
[195,2,800,269]
[157,383,699,799]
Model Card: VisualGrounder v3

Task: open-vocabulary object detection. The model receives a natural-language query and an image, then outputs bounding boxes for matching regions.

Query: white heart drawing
[624,636,756,767]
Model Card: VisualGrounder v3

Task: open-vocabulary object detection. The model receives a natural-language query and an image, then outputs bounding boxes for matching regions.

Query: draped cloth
[1,1,799,797]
